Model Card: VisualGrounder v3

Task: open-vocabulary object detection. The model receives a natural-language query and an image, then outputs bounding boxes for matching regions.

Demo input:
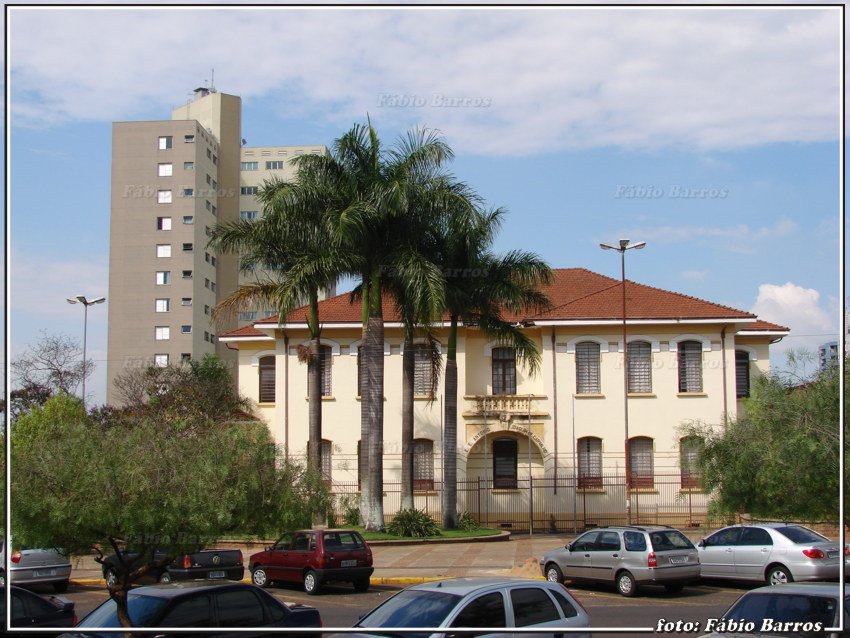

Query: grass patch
[356,526,503,542]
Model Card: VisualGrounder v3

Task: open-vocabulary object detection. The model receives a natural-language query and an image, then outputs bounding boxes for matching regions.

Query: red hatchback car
[249,529,374,595]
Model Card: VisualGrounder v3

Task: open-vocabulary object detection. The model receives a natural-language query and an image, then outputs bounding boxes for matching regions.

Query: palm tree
[437,208,552,528]
[208,173,347,474]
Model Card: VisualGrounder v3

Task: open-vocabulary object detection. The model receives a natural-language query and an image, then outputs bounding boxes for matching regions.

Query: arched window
[627,341,652,393]
[308,345,333,396]
[735,350,751,398]
[258,355,275,403]
[492,347,517,395]
[413,439,434,491]
[678,341,703,393]
[493,438,518,489]
[577,437,602,488]
[576,341,601,394]
[680,436,702,488]
[629,436,654,488]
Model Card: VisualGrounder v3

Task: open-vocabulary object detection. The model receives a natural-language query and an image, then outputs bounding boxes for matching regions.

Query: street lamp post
[66,295,106,407]
[600,239,645,524]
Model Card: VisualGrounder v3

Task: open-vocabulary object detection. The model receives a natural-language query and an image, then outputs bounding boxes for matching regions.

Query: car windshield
[776,526,829,544]
[649,530,694,551]
[357,589,462,635]
[725,592,836,636]
[77,593,169,628]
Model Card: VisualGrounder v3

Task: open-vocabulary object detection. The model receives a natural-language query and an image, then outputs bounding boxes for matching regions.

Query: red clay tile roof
[741,319,790,332]
[221,268,787,337]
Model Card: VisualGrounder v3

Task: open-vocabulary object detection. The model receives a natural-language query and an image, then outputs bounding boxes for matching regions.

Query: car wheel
[616,570,638,597]
[104,568,118,589]
[664,583,684,594]
[159,571,172,584]
[767,565,793,586]
[545,563,564,583]
[53,580,69,593]
[353,578,370,592]
[252,567,270,588]
[303,570,321,595]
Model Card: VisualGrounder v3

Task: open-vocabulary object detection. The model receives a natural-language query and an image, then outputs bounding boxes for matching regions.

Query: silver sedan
[697,523,848,585]
[1,542,72,592]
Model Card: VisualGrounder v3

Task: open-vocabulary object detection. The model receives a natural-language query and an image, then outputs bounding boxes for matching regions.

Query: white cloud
[750,282,839,370]
[7,6,841,154]
[680,270,708,281]
[628,217,798,253]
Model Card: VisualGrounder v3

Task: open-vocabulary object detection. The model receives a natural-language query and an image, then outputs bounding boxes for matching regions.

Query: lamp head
[619,238,630,249]
[599,242,617,251]
[66,298,78,305]
[630,241,646,250]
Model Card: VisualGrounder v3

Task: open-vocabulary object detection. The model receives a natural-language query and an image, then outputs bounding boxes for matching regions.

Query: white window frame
[158,163,173,177]
[155,271,171,286]
[155,298,170,313]
[154,354,169,367]
[156,244,171,258]
[181,325,192,334]
[158,136,172,150]
[157,190,172,204]
[155,326,170,340]
[157,217,172,231]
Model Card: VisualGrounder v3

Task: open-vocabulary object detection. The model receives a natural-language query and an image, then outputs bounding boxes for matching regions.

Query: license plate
[669,557,688,564]
[208,570,226,579]
[341,560,357,567]
[827,551,838,559]
[33,569,56,577]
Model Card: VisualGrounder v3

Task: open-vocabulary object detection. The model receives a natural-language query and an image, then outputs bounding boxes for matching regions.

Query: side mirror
[567,543,574,552]
[697,539,705,548]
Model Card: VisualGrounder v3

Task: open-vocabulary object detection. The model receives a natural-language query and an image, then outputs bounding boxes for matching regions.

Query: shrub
[457,511,480,531]
[339,494,361,527]
[386,508,440,537]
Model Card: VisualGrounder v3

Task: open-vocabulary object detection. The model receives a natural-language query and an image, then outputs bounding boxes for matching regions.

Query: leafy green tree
[12,394,328,629]
[682,358,845,525]
[437,208,551,528]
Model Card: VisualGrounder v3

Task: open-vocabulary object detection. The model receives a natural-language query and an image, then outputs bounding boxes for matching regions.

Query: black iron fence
[329,473,724,532]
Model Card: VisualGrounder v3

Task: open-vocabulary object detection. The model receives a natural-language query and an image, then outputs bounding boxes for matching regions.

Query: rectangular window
[182,270,193,279]
[680,437,702,488]
[182,188,194,197]
[307,346,333,397]
[211,205,217,216]
[493,439,518,489]
[576,342,601,394]
[492,347,516,395]
[181,325,192,334]
[577,437,602,488]
[156,244,171,258]
[735,351,750,398]
[181,353,191,363]
[265,160,285,170]
[158,163,173,177]
[204,305,210,315]
[182,243,193,252]
[627,341,652,393]
[211,180,217,190]
[210,281,216,292]
[238,311,257,322]
[157,217,172,231]
[413,344,432,396]
[240,161,258,170]
[678,341,703,393]
[240,186,258,195]
[184,134,195,144]
[259,356,275,402]
[240,210,258,221]
[204,278,210,289]
[321,440,332,482]
[158,136,172,150]
[205,200,212,211]
[206,148,212,159]
[157,190,172,204]
[413,439,434,491]
[155,271,171,285]
[181,298,192,306]
[184,161,194,170]
[204,331,210,342]
[629,437,654,488]
[212,155,217,166]
[155,298,170,313]
[182,215,194,225]
[155,326,170,340]
[154,354,169,367]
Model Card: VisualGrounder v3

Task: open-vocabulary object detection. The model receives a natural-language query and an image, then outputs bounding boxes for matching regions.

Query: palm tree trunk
[364,270,385,531]
[359,276,370,523]
[442,315,459,529]
[306,291,322,474]
[401,331,414,510]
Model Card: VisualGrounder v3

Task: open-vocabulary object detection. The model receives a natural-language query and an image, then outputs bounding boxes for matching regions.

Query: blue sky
[7,4,843,406]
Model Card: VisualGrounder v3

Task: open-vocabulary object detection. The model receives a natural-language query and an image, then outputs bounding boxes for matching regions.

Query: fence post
[529,476,534,535]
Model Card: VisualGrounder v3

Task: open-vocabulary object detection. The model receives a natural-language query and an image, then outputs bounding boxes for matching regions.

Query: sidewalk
[69,533,573,586]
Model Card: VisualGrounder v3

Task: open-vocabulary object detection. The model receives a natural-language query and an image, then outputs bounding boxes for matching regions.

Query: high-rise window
[266,160,285,170]
[181,325,192,334]
[155,298,170,313]
[184,161,194,170]
[154,354,169,367]
[154,326,170,340]
[158,136,172,150]
[182,188,194,197]
[240,186,258,195]
[182,215,194,224]
[157,163,173,177]
[240,210,258,221]
[156,217,172,230]
[157,190,172,204]
[240,161,258,170]
[156,244,171,258]
[183,134,195,144]
[155,271,171,285]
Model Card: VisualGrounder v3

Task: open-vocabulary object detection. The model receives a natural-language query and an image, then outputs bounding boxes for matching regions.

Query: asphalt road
[30,579,751,635]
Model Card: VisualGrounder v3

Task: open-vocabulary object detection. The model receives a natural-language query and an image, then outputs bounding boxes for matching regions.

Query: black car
[2,585,76,628]
[59,580,322,637]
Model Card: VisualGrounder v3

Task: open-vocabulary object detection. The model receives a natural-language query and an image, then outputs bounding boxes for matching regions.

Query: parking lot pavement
[69,532,564,585]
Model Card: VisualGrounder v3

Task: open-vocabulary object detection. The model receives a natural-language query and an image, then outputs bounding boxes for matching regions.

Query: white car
[338,577,591,638]
[698,523,848,585]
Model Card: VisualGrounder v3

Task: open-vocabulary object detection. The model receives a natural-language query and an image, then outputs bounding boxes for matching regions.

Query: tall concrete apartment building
[106,89,330,404]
